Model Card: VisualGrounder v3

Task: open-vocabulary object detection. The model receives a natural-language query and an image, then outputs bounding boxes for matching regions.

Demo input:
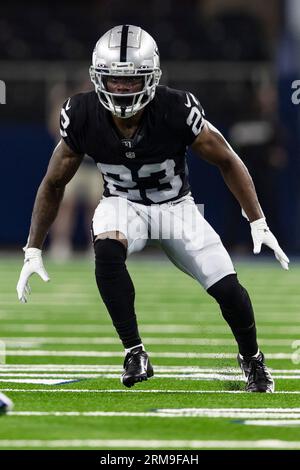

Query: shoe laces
[123,348,144,368]
[248,357,268,383]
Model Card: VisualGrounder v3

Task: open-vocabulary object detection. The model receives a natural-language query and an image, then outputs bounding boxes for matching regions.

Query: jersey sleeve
[172,89,206,146]
[59,94,86,154]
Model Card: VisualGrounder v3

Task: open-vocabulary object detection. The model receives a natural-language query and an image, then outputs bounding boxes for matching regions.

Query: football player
[17,25,289,392]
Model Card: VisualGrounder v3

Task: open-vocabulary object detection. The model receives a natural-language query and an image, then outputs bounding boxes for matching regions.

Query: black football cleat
[0,392,14,414]
[238,351,274,393]
[121,346,154,388]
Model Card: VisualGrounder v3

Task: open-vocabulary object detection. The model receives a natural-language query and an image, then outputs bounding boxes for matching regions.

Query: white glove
[250,217,289,270]
[16,248,50,303]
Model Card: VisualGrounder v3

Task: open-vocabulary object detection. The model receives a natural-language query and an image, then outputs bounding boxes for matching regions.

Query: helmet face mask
[89,25,162,118]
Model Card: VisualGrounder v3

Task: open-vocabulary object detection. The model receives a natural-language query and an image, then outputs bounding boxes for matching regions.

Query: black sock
[94,238,141,348]
[207,274,258,357]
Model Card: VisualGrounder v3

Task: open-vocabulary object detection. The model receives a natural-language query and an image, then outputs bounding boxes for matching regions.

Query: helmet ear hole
[90,25,162,118]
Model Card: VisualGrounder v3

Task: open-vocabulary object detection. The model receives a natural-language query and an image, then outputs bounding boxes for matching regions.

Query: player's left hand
[250,217,289,270]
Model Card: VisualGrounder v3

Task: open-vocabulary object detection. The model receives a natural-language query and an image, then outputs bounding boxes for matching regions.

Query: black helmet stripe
[120,25,129,62]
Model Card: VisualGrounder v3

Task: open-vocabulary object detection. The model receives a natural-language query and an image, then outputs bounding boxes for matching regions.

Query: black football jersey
[60,86,205,205]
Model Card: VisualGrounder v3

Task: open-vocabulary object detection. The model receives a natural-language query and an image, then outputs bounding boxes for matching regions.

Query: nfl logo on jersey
[122,139,136,159]
[125,151,136,159]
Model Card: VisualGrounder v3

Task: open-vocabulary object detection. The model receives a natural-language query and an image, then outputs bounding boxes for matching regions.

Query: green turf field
[0,256,300,449]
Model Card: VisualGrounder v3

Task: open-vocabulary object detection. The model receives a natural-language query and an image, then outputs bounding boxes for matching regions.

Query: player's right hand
[16,248,50,303]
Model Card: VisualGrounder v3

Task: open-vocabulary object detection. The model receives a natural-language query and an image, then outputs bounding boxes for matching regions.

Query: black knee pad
[207,273,254,328]
[207,274,245,306]
[94,238,127,277]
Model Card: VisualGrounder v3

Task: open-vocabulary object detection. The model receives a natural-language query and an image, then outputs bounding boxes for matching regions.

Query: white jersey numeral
[138,160,182,203]
[98,159,183,203]
[60,99,71,137]
[185,92,204,136]
[98,163,141,200]
[187,107,203,136]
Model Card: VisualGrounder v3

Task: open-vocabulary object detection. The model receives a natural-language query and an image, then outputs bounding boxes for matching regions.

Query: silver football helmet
[89,25,162,118]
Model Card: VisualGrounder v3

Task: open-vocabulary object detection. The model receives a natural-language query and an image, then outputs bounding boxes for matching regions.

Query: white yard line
[0,439,299,448]
[0,373,299,382]
[158,407,300,412]
[1,312,300,321]
[3,350,294,359]
[2,388,300,394]
[0,337,295,346]
[0,366,298,373]
[1,324,300,334]
[0,301,98,306]
[0,294,94,300]
[3,293,300,301]
[0,379,77,385]
[243,420,300,427]
[5,409,300,419]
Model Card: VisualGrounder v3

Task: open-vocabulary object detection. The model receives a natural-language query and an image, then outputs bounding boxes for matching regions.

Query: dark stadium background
[0,0,299,254]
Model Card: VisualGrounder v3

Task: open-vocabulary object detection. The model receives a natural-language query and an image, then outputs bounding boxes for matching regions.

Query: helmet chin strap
[97,85,153,118]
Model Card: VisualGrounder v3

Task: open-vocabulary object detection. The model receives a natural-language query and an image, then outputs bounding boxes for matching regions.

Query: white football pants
[92,194,235,290]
